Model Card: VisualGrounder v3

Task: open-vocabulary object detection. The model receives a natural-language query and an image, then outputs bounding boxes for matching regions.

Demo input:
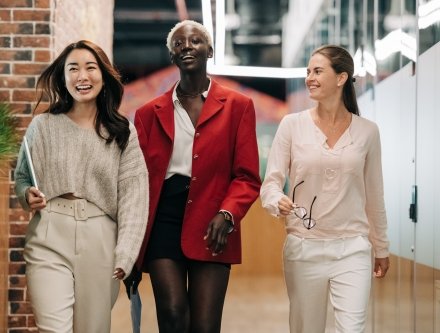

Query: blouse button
[187,200,193,204]
[193,154,199,159]
[195,132,200,138]
[324,168,337,179]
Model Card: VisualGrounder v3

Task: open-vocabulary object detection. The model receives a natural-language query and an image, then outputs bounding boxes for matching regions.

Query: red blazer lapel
[197,80,226,127]
[154,88,175,141]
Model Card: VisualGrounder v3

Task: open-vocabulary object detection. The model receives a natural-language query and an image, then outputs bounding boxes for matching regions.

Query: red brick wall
[1,0,53,331]
[0,0,114,331]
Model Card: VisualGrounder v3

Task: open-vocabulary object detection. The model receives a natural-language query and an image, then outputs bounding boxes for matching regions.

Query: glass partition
[419,0,440,54]
[205,0,421,94]
[286,0,418,96]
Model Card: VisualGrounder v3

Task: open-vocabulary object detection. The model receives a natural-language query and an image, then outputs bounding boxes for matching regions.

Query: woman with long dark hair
[14,40,149,332]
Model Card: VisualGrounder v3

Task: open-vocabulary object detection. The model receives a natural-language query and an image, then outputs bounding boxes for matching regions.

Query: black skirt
[145,174,190,262]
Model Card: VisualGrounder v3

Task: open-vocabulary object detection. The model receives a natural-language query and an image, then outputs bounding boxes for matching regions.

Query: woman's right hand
[278,195,295,216]
[26,187,46,211]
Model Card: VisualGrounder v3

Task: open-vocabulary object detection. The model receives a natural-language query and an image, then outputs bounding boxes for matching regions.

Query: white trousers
[283,234,372,333]
[24,197,120,333]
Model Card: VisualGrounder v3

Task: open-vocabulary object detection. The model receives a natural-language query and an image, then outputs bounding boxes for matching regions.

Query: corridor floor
[111,274,290,333]
[111,274,348,332]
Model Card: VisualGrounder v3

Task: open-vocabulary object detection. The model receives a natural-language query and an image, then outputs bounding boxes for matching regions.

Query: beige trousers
[283,234,373,333]
[24,197,120,333]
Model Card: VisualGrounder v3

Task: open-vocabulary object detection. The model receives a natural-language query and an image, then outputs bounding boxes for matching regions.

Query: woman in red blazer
[133,20,261,333]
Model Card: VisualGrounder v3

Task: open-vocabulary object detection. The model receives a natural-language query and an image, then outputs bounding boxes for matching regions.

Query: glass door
[361,1,417,331]
[414,1,440,331]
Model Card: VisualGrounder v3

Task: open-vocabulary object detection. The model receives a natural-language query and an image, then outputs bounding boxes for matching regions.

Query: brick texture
[8,315,26,328]
[0,50,32,61]
[0,10,12,21]
[0,0,115,331]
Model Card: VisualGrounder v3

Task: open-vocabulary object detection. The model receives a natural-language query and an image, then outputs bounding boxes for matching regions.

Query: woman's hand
[373,257,390,278]
[113,268,126,280]
[278,195,295,216]
[123,266,142,298]
[26,186,46,212]
[204,213,231,256]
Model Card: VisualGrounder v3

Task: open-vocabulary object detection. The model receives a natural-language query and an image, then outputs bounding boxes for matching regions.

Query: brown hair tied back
[312,45,360,116]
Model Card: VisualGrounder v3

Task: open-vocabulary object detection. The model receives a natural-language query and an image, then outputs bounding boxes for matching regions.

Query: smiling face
[306,53,347,102]
[64,48,103,106]
[169,24,213,72]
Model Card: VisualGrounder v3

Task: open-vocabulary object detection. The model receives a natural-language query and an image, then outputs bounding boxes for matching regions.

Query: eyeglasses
[292,180,317,230]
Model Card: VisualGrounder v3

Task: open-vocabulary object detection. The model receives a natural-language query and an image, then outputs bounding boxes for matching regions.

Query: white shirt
[260,109,389,258]
[165,80,211,179]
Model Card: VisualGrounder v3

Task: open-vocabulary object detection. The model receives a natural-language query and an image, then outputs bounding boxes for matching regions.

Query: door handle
[409,185,417,223]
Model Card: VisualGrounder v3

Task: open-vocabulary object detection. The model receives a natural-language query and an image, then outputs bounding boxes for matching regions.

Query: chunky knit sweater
[14,112,149,276]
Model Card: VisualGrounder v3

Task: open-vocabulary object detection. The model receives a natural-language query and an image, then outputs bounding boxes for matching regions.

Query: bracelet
[218,210,234,234]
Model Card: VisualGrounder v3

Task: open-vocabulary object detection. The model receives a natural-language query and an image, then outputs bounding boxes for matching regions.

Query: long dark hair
[312,45,359,116]
[34,40,130,151]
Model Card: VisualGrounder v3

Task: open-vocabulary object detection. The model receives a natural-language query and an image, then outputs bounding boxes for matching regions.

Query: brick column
[1,1,52,331]
[0,0,114,331]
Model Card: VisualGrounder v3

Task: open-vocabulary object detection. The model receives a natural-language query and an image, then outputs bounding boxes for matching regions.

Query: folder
[130,285,142,333]
[23,136,39,190]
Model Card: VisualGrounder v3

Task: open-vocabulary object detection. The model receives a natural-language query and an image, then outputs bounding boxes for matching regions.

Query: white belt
[47,197,106,221]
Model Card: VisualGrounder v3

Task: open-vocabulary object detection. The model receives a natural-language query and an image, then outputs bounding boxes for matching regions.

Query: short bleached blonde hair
[166,20,213,52]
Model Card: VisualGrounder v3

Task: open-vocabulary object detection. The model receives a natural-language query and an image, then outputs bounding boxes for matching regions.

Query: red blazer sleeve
[220,97,261,224]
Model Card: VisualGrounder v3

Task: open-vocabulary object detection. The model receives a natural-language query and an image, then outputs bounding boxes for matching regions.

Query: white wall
[358,41,440,268]
[359,64,416,261]
[54,0,115,59]
[415,42,440,269]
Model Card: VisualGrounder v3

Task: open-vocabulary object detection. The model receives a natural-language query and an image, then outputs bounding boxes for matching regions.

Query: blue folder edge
[130,286,142,333]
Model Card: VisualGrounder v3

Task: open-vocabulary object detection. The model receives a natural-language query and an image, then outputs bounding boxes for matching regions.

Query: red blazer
[134,79,261,269]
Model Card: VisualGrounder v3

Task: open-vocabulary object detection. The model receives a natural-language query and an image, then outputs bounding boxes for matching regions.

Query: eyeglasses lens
[303,218,316,230]
[294,207,307,219]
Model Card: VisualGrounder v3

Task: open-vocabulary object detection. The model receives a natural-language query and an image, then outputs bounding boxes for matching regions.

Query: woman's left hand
[113,268,126,280]
[204,213,231,256]
[373,257,390,278]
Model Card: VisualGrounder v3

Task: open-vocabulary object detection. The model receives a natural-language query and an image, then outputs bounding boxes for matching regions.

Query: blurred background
[1,0,440,332]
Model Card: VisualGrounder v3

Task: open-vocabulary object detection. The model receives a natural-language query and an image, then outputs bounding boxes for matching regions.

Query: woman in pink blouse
[260,45,390,333]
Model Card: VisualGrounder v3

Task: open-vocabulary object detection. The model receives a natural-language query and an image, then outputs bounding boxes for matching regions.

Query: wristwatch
[218,210,234,234]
